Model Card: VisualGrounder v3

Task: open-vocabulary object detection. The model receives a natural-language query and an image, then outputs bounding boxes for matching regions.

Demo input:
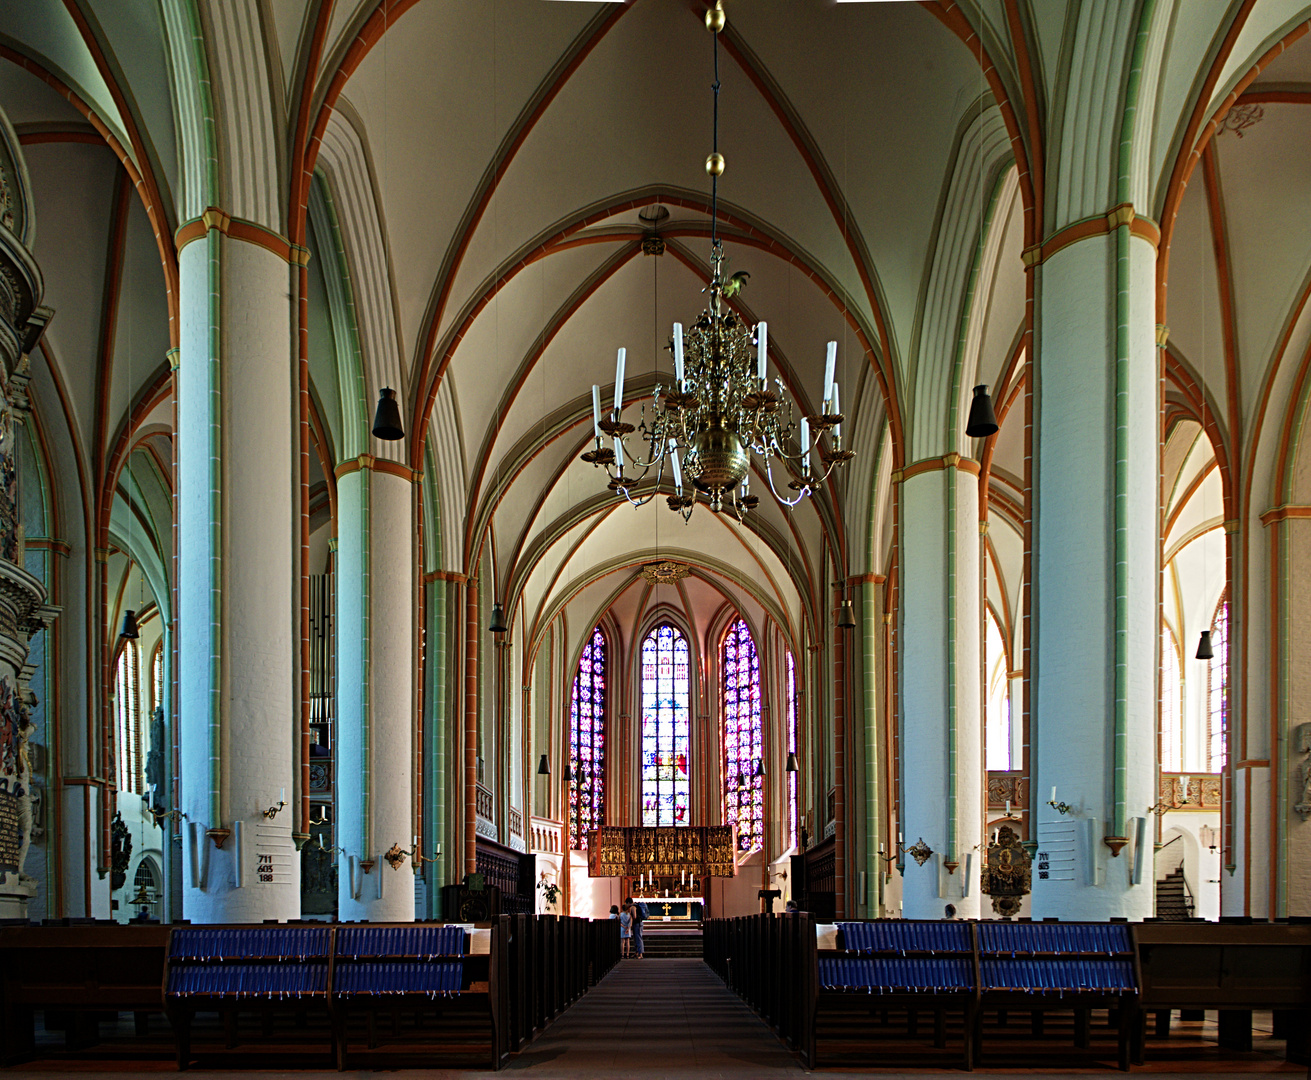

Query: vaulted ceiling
[3,0,1310,668]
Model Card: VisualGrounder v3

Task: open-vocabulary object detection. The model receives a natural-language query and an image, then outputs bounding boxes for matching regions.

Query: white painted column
[1030,231,1157,920]
[336,463,415,921]
[899,462,983,919]
[178,232,299,923]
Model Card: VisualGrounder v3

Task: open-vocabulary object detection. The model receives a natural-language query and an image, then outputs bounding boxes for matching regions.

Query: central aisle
[505,958,801,1077]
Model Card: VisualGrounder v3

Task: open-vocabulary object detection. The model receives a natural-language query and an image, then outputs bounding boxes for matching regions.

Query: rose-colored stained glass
[722,619,762,852]
[569,628,606,848]
[786,651,797,848]
[641,625,690,826]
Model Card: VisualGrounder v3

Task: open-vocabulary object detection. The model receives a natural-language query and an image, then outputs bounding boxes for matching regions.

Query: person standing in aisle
[618,901,633,958]
[625,895,646,958]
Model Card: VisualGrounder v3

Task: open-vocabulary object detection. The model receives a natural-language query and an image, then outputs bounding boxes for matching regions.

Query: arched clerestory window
[722,618,762,852]
[640,624,690,826]
[115,639,142,795]
[1207,595,1229,772]
[1160,623,1183,772]
[569,627,606,848]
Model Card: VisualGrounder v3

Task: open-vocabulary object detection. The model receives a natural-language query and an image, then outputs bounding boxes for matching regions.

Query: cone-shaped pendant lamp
[1196,629,1214,660]
[372,387,405,440]
[965,384,999,438]
[537,754,550,776]
[120,609,140,640]
[488,602,507,633]
[785,752,799,773]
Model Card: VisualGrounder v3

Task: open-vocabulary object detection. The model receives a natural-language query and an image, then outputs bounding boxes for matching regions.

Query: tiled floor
[6,959,1304,1078]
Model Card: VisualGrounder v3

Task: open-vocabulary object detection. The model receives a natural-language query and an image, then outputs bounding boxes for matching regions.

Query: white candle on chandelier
[613,437,624,473]
[756,321,768,383]
[592,385,602,439]
[673,323,685,389]
[1004,799,1011,817]
[832,383,841,441]
[613,347,626,415]
[800,417,811,475]
[823,340,837,410]
[669,439,683,494]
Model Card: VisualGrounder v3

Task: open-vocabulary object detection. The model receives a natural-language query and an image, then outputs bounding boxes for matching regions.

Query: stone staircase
[639,922,704,958]
[1155,867,1194,920]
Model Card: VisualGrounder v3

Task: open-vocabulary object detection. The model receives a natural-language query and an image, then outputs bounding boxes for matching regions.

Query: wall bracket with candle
[1047,787,1074,816]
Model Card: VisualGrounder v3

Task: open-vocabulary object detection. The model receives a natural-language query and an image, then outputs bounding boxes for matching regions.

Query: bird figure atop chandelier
[579,0,854,522]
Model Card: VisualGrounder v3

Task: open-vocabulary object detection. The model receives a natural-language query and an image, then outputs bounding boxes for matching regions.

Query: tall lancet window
[115,639,142,795]
[722,618,762,852]
[641,625,690,826]
[569,627,606,848]
[1160,624,1183,772]
[1207,595,1229,772]
[786,650,798,849]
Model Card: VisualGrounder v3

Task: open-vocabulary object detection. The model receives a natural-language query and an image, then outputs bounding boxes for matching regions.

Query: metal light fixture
[564,762,574,782]
[785,752,799,773]
[537,754,550,776]
[735,771,748,792]
[120,609,140,640]
[837,594,856,630]
[752,758,765,778]
[580,1,852,522]
[488,602,507,634]
[372,387,404,441]
[965,384,999,438]
[1196,629,1213,660]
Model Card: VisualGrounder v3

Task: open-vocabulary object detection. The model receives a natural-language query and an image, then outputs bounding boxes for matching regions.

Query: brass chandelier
[580,1,853,522]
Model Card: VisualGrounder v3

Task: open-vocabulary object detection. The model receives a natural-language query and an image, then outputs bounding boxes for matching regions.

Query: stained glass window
[641,625,690,826]
[115,639,142,795]
[569,627,606,848]
[722,619,762,852]
[786,650,797,849]
[1160,624,1182,772]
[1207,596,1229,772]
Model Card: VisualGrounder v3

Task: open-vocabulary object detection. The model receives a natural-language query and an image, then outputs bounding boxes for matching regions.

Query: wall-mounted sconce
[262,789,287,819]
[1047,786,1073,816]
[905,837,935,867]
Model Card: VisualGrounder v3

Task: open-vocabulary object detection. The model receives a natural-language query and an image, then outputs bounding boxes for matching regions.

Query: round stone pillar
[1030,228,1158,920]
[177,224,299,923]
[899,460,983,918]
[336,462,415,921]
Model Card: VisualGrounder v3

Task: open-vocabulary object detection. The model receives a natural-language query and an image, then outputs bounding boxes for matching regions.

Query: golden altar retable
[584,826,736,878]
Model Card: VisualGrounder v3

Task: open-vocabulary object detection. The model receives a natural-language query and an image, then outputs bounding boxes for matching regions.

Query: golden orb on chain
[705,3,726,33]
[706,152,725,177]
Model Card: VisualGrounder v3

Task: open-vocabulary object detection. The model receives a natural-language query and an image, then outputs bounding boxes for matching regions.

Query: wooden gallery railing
[706,914,1311,1072]
[0,915,620,1070]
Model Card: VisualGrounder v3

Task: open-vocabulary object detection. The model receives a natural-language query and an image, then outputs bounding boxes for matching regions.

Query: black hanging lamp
[752,758,765,778]
[837,594,856,630]
[965,384,999,438]
[488,602,507,634]
[537,754,550,776]
[785,752,799,773]
[1196,629,1214,660]
[372,387,405,441]
[120,609,140,640]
